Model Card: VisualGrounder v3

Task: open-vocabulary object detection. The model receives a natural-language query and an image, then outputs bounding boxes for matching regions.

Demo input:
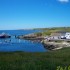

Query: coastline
[17,27,70,51]
[17,33,70,51]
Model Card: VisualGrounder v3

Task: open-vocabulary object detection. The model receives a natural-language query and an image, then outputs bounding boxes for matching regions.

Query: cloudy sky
[0,0,70,30]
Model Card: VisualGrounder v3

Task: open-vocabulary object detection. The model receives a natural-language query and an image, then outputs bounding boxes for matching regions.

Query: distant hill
[34,27,70,36]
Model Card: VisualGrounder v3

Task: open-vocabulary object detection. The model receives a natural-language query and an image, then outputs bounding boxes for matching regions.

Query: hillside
[35,27,70,36]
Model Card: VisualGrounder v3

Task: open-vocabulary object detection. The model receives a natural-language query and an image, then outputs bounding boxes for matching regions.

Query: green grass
[35,27,70,36]
[0,48,70,70]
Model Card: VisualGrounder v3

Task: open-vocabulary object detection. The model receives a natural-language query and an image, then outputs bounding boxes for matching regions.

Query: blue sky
[0,0,70,30]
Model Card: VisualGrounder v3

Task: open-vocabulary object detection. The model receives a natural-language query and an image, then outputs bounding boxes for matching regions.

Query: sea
[0,30,47,52]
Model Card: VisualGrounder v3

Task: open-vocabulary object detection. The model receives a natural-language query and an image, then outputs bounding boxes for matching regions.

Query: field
[0,47,70,70]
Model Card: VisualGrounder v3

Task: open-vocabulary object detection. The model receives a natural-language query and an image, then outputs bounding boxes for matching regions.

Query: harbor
[0,30,46,52]
[16,31,70,51]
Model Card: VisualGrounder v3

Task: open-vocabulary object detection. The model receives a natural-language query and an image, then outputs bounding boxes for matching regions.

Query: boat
[0,33,11,38]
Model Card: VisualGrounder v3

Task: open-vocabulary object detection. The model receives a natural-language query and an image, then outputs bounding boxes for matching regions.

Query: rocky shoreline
[17,33,70,50]
[42,40,70,50]
[17,33,44,41]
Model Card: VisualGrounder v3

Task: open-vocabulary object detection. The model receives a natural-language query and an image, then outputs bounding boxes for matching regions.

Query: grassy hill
[35,27,70,36]
[0,47,70,70]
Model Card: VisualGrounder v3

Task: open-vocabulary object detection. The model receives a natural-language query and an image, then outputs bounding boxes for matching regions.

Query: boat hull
[0,36,11,38]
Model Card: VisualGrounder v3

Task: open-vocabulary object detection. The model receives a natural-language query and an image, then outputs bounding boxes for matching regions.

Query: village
[42,31,70,50]
[44,31,70,40]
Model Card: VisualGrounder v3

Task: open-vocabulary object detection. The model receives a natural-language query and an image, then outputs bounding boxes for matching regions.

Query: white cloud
[58,0,69,3]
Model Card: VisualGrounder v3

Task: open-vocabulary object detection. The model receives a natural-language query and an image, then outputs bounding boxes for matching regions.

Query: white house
[45,32,70,40]
[65,32,70,39]
[51,31,66,40]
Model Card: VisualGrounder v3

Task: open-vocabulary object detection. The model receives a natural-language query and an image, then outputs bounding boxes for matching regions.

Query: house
[51,31,70,39]
[45,31,70,40]
[51,32,66,39]
[65,32,70,39]
[50,31,66,40]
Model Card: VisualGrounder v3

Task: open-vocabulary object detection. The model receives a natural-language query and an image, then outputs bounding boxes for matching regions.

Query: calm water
[0,30,47,52]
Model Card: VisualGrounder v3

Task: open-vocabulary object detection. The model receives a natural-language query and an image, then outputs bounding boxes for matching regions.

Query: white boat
[0,32,11,38]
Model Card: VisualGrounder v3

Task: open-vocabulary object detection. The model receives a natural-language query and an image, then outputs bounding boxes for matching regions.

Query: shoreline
[17,32,70,50]
[42,40,70,50]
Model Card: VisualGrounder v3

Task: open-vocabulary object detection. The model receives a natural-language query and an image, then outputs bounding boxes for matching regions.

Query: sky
[0,0,70,30]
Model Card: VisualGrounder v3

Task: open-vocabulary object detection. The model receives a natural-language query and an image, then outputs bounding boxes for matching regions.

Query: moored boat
[0,33,11,38]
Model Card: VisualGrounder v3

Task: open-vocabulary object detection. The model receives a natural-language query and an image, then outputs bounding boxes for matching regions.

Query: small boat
[0,32,11,38]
